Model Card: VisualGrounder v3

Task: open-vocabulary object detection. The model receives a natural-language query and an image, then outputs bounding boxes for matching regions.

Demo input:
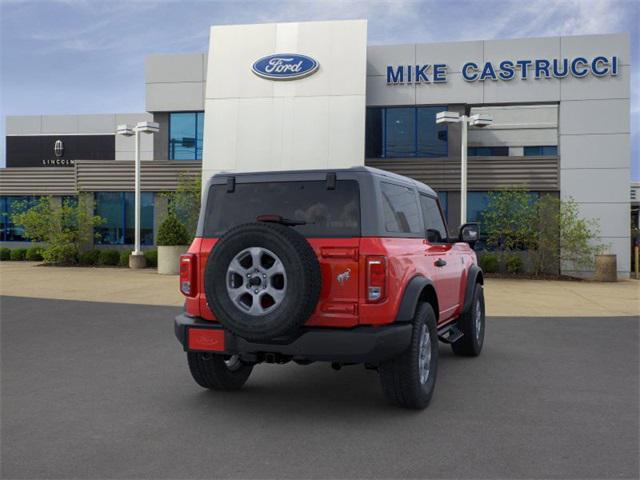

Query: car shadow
[177,345,468,420]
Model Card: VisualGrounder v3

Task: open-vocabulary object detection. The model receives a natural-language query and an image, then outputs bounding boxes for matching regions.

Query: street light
[116,121,159,268]
[436,111,493,225]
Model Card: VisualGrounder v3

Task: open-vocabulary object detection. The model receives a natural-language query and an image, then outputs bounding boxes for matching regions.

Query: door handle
[434,258,447,267]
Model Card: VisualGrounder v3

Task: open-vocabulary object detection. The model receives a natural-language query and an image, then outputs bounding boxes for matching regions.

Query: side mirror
[459,223,479,247]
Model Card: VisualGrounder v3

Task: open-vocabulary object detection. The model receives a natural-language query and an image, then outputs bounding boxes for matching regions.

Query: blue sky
[1,0,638,178]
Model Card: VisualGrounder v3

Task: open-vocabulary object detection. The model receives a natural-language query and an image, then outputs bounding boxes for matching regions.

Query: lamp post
[116,121,159,268]
[436,111,492,225]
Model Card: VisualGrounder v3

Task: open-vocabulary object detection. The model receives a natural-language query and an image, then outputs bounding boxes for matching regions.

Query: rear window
[203,180,360,237]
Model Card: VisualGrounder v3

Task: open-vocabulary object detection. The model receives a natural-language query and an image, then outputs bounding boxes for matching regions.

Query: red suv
[175,167,484,409]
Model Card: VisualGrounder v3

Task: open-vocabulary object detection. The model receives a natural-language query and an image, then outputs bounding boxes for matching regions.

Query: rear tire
[187,352,253,390]
[451,283,485,357]
[378,303,438,409]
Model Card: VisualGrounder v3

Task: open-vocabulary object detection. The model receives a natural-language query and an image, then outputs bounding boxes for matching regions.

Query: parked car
[174,167,484,409]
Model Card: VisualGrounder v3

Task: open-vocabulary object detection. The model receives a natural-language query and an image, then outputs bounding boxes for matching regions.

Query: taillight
[180,253,197,297]
[366,256,386,303]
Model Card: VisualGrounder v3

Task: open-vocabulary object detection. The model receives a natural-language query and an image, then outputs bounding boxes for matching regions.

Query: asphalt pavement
[1,296,638,479]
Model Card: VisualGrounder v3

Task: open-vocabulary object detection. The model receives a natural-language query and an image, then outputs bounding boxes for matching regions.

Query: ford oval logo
[252,53,319,80]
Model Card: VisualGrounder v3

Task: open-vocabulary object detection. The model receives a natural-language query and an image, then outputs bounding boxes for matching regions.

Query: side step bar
[437,323,463,344]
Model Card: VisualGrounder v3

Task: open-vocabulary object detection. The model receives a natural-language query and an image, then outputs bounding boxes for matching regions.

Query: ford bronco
[174,167,484,409]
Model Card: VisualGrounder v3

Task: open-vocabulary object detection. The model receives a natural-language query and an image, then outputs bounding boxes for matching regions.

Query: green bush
[10,248,27,261]
[479,252,499,273]
[25,246,44,261]
[505,253,524,274]
[0,248,10,261]
[43,244,79,265]
[144,249,158,268]
[11,196,103,265]
[119,250,130,267]
[99,250,121,266]
[79,249,101,266]
[157,214,190,246]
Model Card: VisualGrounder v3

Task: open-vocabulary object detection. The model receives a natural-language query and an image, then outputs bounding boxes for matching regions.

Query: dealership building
[0,20,632,277]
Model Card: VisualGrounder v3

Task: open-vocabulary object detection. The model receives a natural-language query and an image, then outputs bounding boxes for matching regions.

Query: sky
[1,0,638,178]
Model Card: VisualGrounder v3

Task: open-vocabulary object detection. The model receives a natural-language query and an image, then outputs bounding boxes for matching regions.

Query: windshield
[203,180,361,237]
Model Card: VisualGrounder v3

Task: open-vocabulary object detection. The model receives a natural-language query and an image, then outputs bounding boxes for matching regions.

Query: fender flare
[395,275,437,323]
[462,264,484,314]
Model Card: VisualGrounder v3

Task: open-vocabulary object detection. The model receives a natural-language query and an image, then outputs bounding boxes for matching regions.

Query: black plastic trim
[462,264,483,314]
[394,275,435,323]
[174,314,412,364]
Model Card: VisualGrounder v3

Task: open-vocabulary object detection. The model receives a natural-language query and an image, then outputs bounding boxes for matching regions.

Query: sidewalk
[0,262,638,317]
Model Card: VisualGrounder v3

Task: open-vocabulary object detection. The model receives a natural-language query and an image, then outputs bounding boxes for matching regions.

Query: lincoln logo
[252,53,319,80]
[54,139,64,158]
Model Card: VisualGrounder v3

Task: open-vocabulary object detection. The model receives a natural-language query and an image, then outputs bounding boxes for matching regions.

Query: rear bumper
[174,314,411,364]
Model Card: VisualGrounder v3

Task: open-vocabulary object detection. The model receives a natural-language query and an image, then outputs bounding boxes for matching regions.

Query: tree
[481,188,537,252]
[481,189,605,276]
[11,197,104,265]
[556,198,605,271]
[164,173,201,239]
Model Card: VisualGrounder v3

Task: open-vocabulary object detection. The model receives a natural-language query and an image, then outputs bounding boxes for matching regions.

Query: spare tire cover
[204,222,321,341]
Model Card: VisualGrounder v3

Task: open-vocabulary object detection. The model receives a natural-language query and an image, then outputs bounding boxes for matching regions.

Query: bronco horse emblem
[336,268,351,286]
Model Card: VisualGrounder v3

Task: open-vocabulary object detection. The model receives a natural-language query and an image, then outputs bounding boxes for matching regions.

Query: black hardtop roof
[207,166,437,197]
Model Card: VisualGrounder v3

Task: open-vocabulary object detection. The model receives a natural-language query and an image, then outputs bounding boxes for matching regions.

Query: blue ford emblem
[252,53,319,80]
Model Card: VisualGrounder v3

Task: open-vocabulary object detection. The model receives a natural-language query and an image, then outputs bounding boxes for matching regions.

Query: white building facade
[2,20,632,277]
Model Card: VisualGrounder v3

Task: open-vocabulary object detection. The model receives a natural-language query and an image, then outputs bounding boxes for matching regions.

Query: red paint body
[182,236,476,328]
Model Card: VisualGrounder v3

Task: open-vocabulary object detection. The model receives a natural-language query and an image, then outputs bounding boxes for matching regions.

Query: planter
[157,245,188,275]
[594,254,617,282]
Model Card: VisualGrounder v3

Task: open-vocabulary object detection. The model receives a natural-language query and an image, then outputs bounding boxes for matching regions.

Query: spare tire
[204,222,321,341]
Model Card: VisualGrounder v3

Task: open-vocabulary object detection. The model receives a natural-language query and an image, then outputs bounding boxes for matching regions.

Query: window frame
[366,105,448,159]
[378,181,424,237]
[419,193,450,244]
[168,111,204,161]
[94,192,155,246]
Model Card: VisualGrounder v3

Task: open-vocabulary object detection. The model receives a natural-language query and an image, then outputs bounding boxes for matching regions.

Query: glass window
[385,108,415,157]
[468,146,509,156]
[467,192,491,226]
[438,191,448,218]
[524,145,558,156]
[124,193,154,245]
[169,112,204,160]
[365,108,383,158]
[417,107,448,157]
[380,182,422,234]
[365,106,448,158]
[420,194,447,242]
[204,181,360,238]
[95,192,154,245]
[0,196,39,242]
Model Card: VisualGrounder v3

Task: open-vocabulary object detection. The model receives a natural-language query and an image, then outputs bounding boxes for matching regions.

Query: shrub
[11,196,103,265]
[157,214,190,246]
[505,253,524,274]
[479,252,499,273]
[144,249,158,268]
[99,249,121,266]
[163,173,201,239]
[0,248,10,261]
[79,249,101,266]
[119,250,130,267]
[25,246,44,261]
[43,244,78,265]
[10,248,27,261]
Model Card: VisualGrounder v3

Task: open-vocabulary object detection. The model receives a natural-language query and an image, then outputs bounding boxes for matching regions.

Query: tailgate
[306,238,360,327]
